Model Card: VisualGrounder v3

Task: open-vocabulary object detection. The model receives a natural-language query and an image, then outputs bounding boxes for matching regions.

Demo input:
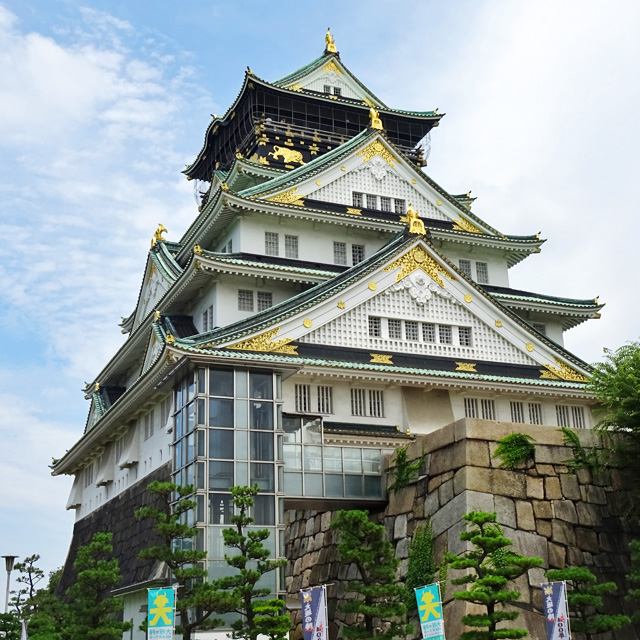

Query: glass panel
[325,474,344,497]
[364,475,383,498]
[276,404,282,429]
[283,444,302,470]
[251,463,275,492]
[174,440,182,468]
[208,493,234,525]
[207,524,233,558]
[235,370,248,398]
[251,432,274,461]
[284,472,303,495]
[196,494,204,523]
[186,432,195,463]
[275,374,282,400]
[345,475,363,498]
[236,430,248,460]
[175,410,183,440]
[304,446,323,471]
[235,399,248,429]
[196,399,205,425]
[302,418,322,445]
[283,416,302,442]
[250,401,273,430]
[250,372,273,399]
[323,447,342,472]
[363,449,382,473]
[277,435,283,461]
[176,386,183,411]
[185,463,194,486]
[236,461,248,486]
[188,376,195,403]
[252,495,275,525]
[278,466,284,491]
[343,449,362,473]
[187,403,195,433]
[196,461,205,489]
[209,461,234,490]
[197,429,206,457]
[209,429,234,459]
[305,473,323,497]
[209,399,234,428]
[209,369,234,397]
[197,368,206,394]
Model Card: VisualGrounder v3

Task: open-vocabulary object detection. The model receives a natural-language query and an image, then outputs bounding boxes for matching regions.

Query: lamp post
[2,555,18,614]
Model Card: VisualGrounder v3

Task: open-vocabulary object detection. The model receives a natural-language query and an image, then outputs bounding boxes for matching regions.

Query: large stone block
[526,476,544,500]
[515,500,535,531]
[320,511,332,532]
[545,476,562,500]
[431,490,495,537]
[576,527,600,553]
[305,516,315,537]
[552,520,576,546]
[532,500,553,519]
[506,528,549,566]
[387,485,416,516]
[439,479,454,505]
[394,514,408,540]
[495,495,516,528]
[548,541,566,569]
[536,445,573,464]
[576,501,600,527]
[537,520,552,538]
[424,491,440,518]
[453,465,527,499]
[559,473,581,500]
[552,500,577,524]
[580,484,607,505]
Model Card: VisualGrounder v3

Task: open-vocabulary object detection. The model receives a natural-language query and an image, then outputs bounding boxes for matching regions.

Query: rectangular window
[352,192,364,208]
[257,291,272,311]
[510,401,525,423]
[368,316,381,337]
[333,86,341,96]
[368,390,384,418]
[334,241,347,265]
[323,85,331,94]
[238,290,254,312]
[394,198,406,214]
[352,244,365,265]
[161,396,172,427]
[83,463,94,488]
[115,437,124,462]
[556,405,570,428]
[366,194,377,209]
[476,262,489,284]
[202,304,213,332]
[317,386,333,414]
[571,406,585,429]
[439,325,453,344]
[294,384,310,413]
[458,326,473,347]
[528,403,543,425]
[532,322,547,335]
[459,259,472,278]
[464,398,478,419]
[388,319,402,339]
[144,410,155,440]
[422,323,436,343]
[405,321,419,341]
[380,196,392,212]
[265,231,279,256]
[481,399,496,420]
[351,388,366,416]
[284,234,298,259]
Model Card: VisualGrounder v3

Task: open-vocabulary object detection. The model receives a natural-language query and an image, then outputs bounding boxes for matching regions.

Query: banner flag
[148,587,175,640]
[300,585,328,640]
[542,582,571,640]
[415,583,445,640]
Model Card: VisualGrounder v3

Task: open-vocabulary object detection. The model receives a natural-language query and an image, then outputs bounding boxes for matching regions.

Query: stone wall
[284,420,638,640]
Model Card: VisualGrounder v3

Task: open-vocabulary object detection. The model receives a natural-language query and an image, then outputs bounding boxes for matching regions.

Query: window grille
[405,321,419,341]
[464,398,478,418]
[510,402,525,423]
[323,85,331,94]
[481,399,496,420]
[284,235,298,259]
[476,262,489,283]
[528,403,543,425]
[459,259,472,278]
[394,198,405,214]
[333,87,341,96]
[83,463,94,488]
[227,239,233,253]
[380,196,392,212]
[334,241,347,265]
[295,384,311,413]
[265,232,279,256]
[351,388,366,416]
[556,405,570,428]
[388,319,402,339]
[352,192,364,208]
[368,316,381,337]
[571,406,585,429]
[115,437,124,462]
[161,396,172,427]
[366,194,377,209]
[368,390,384,417]
[439,325,453,344]
[459,326,473,347]
[532,322,546,335]
[202,304,213,332]
[257,292,272,311]
[317,386,333,414]
[238,290,254,311]
[422,323,436,343]
[352,244,365,264]
[144,410,155,440]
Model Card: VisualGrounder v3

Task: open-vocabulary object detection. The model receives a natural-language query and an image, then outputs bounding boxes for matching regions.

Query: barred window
[459,259,472,278]
[368,390,384,417]
[352,244,365,264]
[323,85,331,94]
[464,398,478,418]
[317,386,333,414]
[333,87,341,96]
[439,325,453,344]
[571,406,585,429]
[227,239,233,253]
[388,319,402,339]
[532,322,546,335]
[257,292,272,311]
[380,196,392,212]
[83,462,94,488]
[334,241,347,265]
[422,323,436,343]
[351,388,367,416]
[476,262,489,283]
[368,316,381,337]
[366,194,377,209]
[144,410,155,440]
[556,405,570,428]
[351,388,384,417]
[459,326,473,347]
[161,396,172,427]
[481,399,496,420]
[238,290,254,312]
[202,304,213,332]
[284,235,298,259]
[352,192,364,208]
[528,403,543,425]
[394,198,406,214]
[115,437,124,462]
[295,384,311,413]
[510,401,525,424]
[265,232,279,256]
[405,321,419,341]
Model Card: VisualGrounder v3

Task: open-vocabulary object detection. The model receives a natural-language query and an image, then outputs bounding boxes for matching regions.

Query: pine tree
[136,481,237,640]
[445,510,542,640]
[19,568,67,640]
[330,509,410,640]
[546,567,630,637]
[218,485,289,640]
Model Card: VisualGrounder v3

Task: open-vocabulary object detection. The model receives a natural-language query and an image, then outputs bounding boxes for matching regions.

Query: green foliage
[388,447,424,494]
[136,482,237,640]
[63,532,132,640]
[27,568,67,640]
[405,520,436,612]
[330,509,410,640]
[559,427,600,473]
[10,554,45,619]
[0,613,21,640]
[492,433,535,469]
[218,485,289,640]
[628,530,640,622]
[445,510,542,640]
[546,566,631,637]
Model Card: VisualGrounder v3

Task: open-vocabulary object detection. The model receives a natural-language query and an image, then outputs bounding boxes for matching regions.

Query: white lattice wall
[301,72,359,99]
[299,287,537,365]
[308,167,448,221]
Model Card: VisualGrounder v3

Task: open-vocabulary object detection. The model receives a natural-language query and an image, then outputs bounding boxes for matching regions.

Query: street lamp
[2,555,18,614]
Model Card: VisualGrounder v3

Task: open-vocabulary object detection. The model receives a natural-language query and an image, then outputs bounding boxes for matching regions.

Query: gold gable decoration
[452,217,482,234]
[383,246,456,288]
[228,327,298,354]
[322,60,342,75]
[266,188,305,206]
[540,357,588,383]
[356,140,397,168]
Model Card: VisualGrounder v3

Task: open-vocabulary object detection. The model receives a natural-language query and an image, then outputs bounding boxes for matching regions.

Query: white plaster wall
[122,590,147,640]
[440,245,510,288]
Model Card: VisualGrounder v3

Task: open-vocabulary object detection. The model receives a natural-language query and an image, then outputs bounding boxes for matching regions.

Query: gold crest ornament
[400,205,426,236]
[369,106,383,130]
[151,224,167,248]
[325,28,337,54]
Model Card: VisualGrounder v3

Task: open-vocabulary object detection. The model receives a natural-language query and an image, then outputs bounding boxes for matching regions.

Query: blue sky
[1,0,639,579]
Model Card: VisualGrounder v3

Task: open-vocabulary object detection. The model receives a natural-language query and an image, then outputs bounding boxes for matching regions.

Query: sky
[0,0,639,580]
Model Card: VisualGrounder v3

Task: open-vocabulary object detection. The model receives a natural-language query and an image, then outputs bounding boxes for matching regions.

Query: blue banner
[300,585,327,640]
[148,587,175,640]
[415,583,445,640]
[542,582,570,640]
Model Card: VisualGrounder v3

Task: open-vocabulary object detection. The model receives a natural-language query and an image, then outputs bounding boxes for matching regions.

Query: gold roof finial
[194,244,203,255]
[151,224,167,248]
[369,106,383,130]
[154,310,161,321]
[400,204,426,236]
[325,28,337,54]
